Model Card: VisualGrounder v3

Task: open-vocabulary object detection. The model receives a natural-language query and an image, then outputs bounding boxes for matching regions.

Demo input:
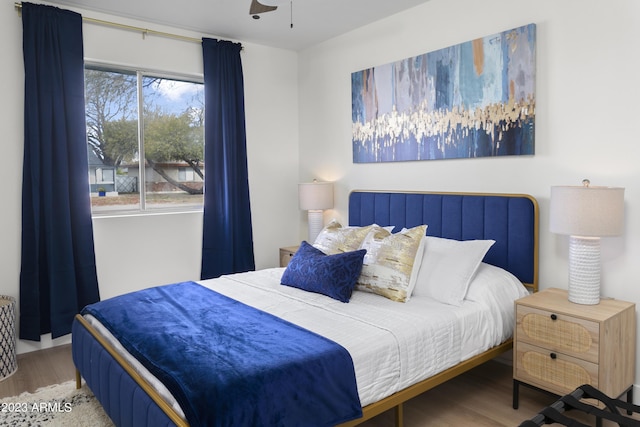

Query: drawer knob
[550,314,557,321]
[550,352,557,360]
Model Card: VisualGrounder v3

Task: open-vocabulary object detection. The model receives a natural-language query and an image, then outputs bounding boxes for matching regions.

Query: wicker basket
[0,295,17,380]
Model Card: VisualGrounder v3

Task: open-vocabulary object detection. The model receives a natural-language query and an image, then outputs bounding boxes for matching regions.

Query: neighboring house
[87,149,116,193]
[88,150,202,194]
[123,161,204,193]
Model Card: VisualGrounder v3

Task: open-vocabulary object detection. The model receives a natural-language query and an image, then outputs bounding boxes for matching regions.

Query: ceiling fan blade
[250,0,277,15]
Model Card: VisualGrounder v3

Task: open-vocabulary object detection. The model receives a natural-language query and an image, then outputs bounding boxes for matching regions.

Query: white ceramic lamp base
[568,236,601,305]
[307,210,324,243]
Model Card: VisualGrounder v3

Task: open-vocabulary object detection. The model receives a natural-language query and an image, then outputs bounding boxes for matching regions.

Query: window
[96,168,114,184]
[85,65,205,214]
[178,167,195,182]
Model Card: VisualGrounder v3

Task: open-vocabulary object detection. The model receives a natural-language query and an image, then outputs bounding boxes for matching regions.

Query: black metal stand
[515,383,637,427]
[513,379,563,409]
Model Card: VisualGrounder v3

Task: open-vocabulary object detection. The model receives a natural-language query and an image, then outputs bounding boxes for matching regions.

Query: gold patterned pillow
[313,220,377,255]
[356,225,427,302]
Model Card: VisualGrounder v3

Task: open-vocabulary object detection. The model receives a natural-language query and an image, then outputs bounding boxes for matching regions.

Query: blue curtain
[20,3,100,341]
[201,39,255,279]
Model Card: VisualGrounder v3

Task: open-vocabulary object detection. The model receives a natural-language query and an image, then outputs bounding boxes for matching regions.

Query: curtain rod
[14,2,242,48]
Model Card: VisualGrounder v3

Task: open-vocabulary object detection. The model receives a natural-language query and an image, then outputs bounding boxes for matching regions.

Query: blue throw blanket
[82,281,362,427]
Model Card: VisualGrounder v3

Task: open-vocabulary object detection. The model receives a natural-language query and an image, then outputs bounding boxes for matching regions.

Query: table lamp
[549,179,625,304]
[298,180,333,243]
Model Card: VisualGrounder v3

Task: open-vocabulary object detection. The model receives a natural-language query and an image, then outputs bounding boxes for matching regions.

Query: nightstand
[513,288,635,409]
[279,246,299,267]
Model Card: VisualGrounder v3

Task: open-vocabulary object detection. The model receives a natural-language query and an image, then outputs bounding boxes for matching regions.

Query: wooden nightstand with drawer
[279,246,299,268]
[513,288,635,409]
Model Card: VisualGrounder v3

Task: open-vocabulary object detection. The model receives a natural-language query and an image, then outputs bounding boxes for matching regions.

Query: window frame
[85,61,205,217]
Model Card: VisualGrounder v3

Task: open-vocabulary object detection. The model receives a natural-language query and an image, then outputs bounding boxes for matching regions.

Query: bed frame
[72,190,539,427]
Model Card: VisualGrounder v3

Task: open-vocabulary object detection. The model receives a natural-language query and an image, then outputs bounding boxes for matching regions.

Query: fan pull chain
[290,0,293,28]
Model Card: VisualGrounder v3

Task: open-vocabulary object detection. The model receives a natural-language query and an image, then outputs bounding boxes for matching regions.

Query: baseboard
[16,333,71,355]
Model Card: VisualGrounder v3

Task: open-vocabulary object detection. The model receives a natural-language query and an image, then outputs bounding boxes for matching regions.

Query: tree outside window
[85,66,205,213]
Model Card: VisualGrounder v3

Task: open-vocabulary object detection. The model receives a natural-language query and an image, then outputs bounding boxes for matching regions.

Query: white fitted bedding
[84,265,528,422]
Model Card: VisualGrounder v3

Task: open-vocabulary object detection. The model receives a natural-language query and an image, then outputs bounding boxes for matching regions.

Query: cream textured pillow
[356,224,427,302]
[412,236,495,305]
[313,220,377,255]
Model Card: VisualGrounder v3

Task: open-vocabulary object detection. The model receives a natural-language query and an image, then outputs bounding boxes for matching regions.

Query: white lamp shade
[550,185,624,237]
[298,182,333,211]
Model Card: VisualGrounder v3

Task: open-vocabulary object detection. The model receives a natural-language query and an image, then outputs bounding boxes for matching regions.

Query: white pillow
[465,263,530,342]
[356,224,427,303]
[465,263,530,304]
[412,236,495,305]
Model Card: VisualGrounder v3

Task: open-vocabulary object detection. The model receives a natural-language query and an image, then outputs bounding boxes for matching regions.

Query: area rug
[0,381,113,426]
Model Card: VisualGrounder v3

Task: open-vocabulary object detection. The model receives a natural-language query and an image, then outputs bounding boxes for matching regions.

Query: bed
[71,190,539,427]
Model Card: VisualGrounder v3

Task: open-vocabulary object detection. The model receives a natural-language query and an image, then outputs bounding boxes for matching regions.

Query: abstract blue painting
[352,24,536,163]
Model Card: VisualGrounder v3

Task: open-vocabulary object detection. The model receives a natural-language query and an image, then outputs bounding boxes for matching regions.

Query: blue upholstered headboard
[348,191,539,291]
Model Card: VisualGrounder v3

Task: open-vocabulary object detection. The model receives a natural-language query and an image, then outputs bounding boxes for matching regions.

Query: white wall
[298,0,640,388]
[0,4,300,354]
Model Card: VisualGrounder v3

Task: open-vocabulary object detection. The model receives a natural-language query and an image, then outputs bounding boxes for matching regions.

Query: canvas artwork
[351,24,536,163]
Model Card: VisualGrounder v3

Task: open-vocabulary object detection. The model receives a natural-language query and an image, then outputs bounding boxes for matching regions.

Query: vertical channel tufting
[388,193,405,228]
[375,193,390,225]
[349,191,536,285]
[484,196,509,271]
[72,318,179,427]
[441,195,463,239]
[461,197,484,240]
[424,194,442,236]
[405,193,423,228]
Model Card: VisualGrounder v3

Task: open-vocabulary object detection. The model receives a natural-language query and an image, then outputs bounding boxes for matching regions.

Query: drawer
[515,342,599,396]
[516,305,599,363]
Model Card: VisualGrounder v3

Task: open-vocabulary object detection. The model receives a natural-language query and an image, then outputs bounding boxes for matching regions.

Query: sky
[144,77,204,116]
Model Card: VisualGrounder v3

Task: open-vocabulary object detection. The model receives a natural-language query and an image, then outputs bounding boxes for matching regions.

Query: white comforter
[86,265,528,419]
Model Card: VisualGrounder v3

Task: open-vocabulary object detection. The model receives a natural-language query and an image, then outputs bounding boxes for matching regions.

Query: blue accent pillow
[281,241,366,303]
